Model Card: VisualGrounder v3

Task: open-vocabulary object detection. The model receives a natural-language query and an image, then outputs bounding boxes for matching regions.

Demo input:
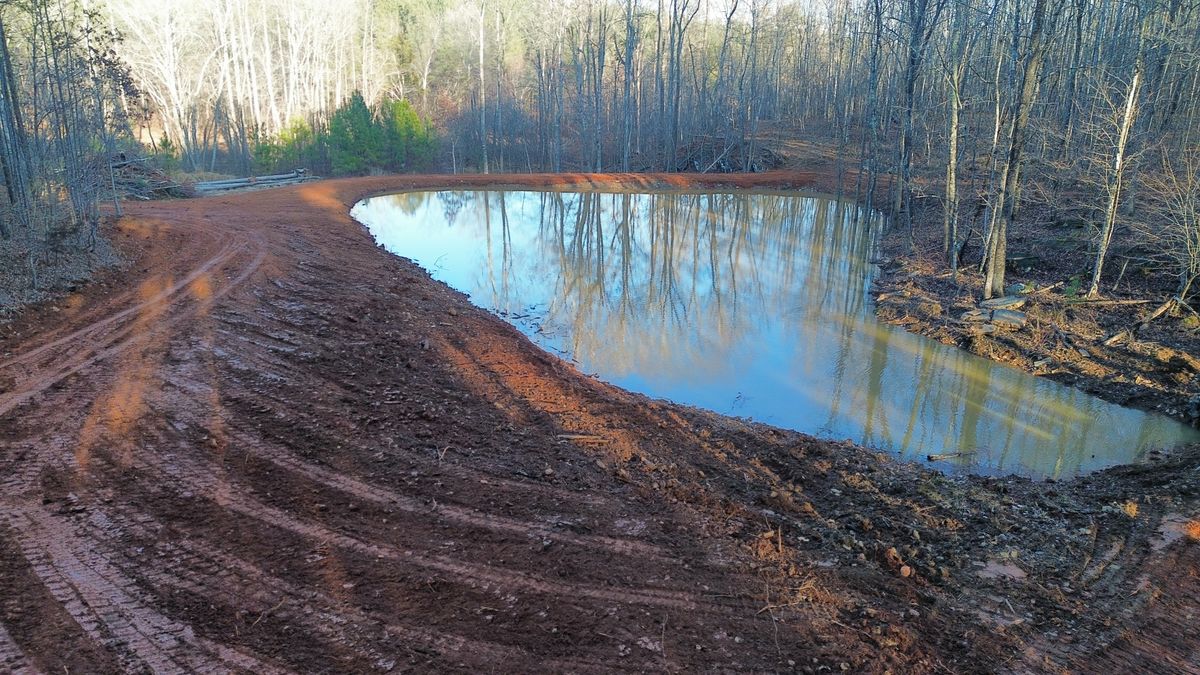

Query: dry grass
[171,170,235,183]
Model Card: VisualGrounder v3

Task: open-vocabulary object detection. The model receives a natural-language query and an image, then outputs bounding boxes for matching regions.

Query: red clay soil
[2,173,1200,674]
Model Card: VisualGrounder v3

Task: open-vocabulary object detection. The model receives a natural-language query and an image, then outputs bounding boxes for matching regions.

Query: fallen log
[926,450,978,462]
[1068,297,1156,307]
[195,169,312,194]
[1101,296,1178,347]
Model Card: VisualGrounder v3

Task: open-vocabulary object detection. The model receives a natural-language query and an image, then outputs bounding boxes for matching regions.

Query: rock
[1185,396,1200,422]
[960,309,989,323]
[991,309,1028,328]
[1005,255,1038,272]
[968,323,997,335]
[980,295,1026,310]
[1006,282,1033,296]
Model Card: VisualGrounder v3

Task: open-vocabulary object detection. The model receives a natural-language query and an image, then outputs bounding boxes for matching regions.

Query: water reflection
[352,190,1200,478]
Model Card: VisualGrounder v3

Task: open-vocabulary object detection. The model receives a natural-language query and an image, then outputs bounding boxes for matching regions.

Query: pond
[352,189,1200,479]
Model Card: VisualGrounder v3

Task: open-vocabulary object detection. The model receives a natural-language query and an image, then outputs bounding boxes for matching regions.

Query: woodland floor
[871,202,1200,429]
[2,173,1200,674]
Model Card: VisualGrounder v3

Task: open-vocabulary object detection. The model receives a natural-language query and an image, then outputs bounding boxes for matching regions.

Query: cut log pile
[106,159,316,201]
[194,169,314,195]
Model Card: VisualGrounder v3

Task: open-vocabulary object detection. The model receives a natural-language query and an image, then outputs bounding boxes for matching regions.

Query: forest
[1,0,1199,304]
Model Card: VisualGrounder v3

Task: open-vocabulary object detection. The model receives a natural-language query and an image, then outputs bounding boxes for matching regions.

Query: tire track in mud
[210,319,615,509]
[82,504,626,673]
[110,419,755,618]
[0,237,236,373]
[0,230,278,672]
[78,505,382,673]
[0,236,267,513]
[219,427,670,560]
[0,622,36,675]
[256,419,611,508]
[224,494,734,615]
[0,438,70,501]
[0,235,265,420]
[3,505,287,675]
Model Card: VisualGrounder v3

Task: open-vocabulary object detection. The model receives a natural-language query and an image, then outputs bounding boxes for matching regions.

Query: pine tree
[329,92,381,175]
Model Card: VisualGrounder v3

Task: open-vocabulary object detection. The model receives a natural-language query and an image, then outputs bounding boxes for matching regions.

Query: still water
[352,190,1200,478]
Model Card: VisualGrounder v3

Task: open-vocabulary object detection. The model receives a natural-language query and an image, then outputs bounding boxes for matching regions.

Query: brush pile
[672,136,783,173]
[110,157,195,200]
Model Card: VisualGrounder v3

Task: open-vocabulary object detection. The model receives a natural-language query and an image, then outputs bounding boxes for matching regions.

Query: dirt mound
[1,172,1198,673]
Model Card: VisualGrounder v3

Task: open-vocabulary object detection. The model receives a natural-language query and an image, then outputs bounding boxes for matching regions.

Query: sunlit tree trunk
[1088,14,1150,298]
[982,0,1056,299]
[892,0,948,237]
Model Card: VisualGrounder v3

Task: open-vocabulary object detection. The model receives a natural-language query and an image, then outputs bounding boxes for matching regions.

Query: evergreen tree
[383,99,434,171]
[328,92,381,175]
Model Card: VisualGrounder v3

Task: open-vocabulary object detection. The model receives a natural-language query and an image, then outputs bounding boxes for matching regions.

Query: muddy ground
[2,173,1200,674]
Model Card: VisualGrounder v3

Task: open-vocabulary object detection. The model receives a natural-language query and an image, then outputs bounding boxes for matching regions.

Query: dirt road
[2,173,1199,673]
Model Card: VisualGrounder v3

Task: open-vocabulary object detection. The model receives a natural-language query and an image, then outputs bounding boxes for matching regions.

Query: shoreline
[869,204,1200,431]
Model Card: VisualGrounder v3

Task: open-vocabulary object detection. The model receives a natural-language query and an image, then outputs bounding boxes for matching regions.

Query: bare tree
[1136,148,1200,299]
[1087,3,1151,298]
[939,0,991,272]
[1,0,136,286]
[892,0,949,236]
[981,0,1059,299]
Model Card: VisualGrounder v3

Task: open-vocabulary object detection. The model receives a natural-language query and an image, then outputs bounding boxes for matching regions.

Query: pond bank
[0,172,1198,673]
[870,202,1200,429]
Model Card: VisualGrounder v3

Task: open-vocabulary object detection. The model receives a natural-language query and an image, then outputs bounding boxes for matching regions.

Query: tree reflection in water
[354,190,1200,479]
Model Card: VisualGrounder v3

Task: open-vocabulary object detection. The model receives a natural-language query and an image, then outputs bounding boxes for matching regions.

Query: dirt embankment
[2,173,1200,674]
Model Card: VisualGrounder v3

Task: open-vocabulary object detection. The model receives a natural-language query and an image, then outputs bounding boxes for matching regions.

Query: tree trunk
[477,2,489,173]
[982,0,1055,299]
[1087,20,1148,298]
